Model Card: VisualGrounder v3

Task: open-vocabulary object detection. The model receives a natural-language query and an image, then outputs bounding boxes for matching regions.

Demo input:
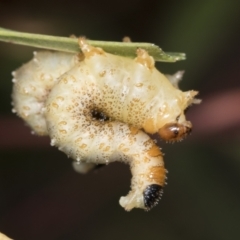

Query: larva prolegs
[72,161,96,174]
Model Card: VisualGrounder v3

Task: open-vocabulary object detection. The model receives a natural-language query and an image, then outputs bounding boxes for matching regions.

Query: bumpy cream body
[12,39,198,210]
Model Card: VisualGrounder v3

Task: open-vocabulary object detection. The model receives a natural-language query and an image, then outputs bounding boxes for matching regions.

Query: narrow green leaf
[0,27,185,62]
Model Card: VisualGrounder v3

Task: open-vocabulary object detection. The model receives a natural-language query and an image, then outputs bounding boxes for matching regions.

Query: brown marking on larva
[143,118,155,134]
[135,83,143,87]
[107,135,113,142]
[77,52,85,61]
[56,96,64,101]
[20,112,28,118]
[80,143,87,149]
[52,103,59,109]
[99,71,106,77]
[143,118,156,134]
[58,121,67,126]
[148,85,154,91]
[147,145,162,157]
[59,129,67,134]
[89,133,95,138]
[63,78,68,84]
[132,153,140,159]
[23,106,30,110]
[133,160,141,166]
[130,126,139,135]
[118,143,126,151]
[103,146,110,152]
[75,137,82,143]
[147,166,166,186]
[110,69,116,75]
[69,75,77,83]
[132,98,140,102]
[143,139,153,148]
[73,124,78,130]
[123,148,130,152]
[99,143,105,149]
[143,156,150,163]
[107,122,113,128]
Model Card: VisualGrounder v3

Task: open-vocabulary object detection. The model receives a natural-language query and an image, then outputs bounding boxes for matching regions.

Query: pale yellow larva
[12,38,199,211]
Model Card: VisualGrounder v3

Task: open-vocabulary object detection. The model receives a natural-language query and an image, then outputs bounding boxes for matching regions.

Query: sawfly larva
[12,38,199,211]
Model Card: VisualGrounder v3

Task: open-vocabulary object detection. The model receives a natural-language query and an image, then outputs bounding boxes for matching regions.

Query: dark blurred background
[1,1,240,239]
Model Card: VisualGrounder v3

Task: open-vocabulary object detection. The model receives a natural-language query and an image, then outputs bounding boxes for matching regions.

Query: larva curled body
[12,52,79,135]
[12,39,198,211]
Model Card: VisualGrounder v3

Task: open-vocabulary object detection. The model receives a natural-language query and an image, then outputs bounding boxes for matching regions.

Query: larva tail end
[78,38,105,58]
[119,165,166,211]
[119,184,164,211]
[143,184,163,211]
[135,48,155,69]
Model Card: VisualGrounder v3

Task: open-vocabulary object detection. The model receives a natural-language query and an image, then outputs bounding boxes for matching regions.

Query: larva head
[158,121,192,142]
[157,90,199,142]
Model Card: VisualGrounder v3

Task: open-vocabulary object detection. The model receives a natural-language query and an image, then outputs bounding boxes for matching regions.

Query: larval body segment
[12,51,78,135]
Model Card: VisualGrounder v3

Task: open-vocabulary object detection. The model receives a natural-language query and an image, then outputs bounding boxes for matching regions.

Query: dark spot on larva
[143,184,163,210]
[91,109,110,122]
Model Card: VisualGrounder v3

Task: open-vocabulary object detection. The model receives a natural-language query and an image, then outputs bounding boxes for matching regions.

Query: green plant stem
[0,27,185,62]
